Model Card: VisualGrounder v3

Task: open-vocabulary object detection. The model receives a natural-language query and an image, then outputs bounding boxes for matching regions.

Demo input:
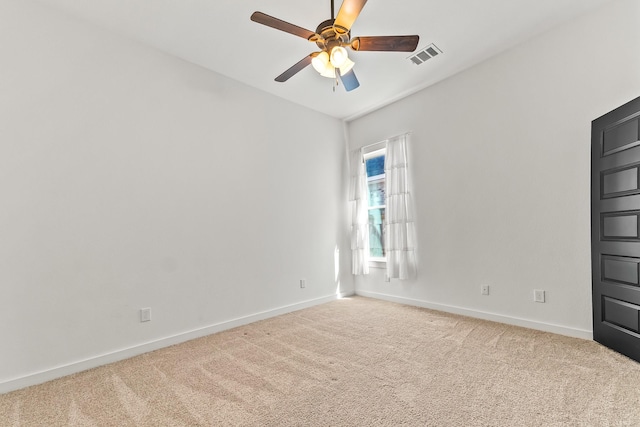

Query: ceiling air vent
[408,43,442,65]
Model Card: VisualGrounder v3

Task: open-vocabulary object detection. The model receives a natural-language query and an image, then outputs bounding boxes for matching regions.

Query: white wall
[0,0,352,392]
[347,0,640,338]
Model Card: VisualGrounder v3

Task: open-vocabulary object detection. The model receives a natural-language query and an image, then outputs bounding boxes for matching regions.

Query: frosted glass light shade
[338,57,355,75]
[330,46,348,67]
[320,63,336,78]
[311,51,330,74]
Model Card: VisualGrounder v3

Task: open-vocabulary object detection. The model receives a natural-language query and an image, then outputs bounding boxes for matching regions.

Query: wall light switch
[140,308,151,322]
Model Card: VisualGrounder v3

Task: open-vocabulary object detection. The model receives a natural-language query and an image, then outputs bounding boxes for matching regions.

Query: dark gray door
[592,96,640,362]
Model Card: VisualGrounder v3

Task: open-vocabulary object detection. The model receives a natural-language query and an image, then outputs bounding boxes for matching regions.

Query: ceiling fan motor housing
[311,19,350,51]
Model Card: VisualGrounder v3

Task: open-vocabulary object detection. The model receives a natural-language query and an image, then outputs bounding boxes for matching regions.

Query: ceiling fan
[250,0,419,91]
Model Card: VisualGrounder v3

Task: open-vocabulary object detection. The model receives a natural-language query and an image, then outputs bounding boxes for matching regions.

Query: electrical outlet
[534,289,545,303]
[140,308,151,322]
[481,285,490,295]
[300,279,306,289]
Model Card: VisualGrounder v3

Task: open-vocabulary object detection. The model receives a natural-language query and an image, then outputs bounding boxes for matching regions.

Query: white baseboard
[356,290,593,340]
[1,293,351,395]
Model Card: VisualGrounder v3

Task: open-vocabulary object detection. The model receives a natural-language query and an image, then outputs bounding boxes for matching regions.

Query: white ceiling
[36,0,614,120]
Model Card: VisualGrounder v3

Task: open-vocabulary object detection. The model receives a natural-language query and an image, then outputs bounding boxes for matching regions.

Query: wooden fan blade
[338,68,360,92]
[251,12,316,40]
[351,35,419,52]
[334,0,368,32]
[275,54,314,82]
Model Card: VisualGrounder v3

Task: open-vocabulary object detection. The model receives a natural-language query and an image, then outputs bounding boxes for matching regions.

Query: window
[351,134,415,278]
[364,148,386,262]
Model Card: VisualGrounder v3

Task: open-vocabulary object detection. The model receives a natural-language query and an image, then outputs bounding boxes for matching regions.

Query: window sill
[369,260,386,269]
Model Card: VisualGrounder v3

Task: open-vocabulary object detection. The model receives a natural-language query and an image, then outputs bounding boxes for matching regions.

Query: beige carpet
[1,296,640,426]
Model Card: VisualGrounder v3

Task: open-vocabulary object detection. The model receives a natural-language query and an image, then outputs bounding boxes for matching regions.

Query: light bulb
[330,46,348,68]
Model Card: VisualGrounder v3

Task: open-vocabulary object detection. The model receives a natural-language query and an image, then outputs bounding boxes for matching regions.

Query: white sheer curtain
[384,134,417,279]
[349,148,369,275]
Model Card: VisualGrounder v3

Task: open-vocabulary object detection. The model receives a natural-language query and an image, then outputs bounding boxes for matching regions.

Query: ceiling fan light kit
[311,48,355,79]
[250,0,419,92]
